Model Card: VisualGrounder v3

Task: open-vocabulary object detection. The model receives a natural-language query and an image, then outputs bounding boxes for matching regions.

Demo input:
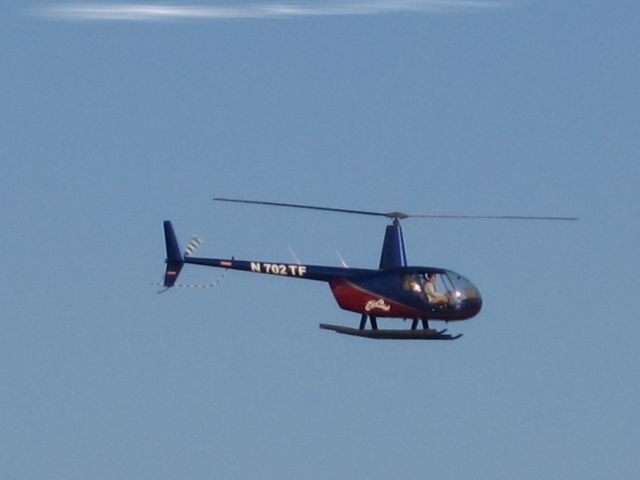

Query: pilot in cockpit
[424,273,450,306]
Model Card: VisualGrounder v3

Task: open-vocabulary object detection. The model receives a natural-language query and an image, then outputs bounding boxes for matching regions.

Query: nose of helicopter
[457,290,482,320]
[467,292,483,316]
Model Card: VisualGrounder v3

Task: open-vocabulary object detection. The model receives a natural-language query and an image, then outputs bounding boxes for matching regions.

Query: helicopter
[161,198,577,340]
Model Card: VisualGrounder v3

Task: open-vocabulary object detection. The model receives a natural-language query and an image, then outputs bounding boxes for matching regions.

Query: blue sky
[2,1,639,478]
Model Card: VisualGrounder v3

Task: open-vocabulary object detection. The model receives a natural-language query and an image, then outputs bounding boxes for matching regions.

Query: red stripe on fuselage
[329,278,425,318]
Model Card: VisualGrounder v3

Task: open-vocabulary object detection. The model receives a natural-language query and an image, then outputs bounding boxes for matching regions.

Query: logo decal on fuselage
[365,299,391,312]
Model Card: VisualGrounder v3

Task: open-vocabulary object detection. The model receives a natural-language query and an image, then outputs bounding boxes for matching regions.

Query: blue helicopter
[161,198,576,340]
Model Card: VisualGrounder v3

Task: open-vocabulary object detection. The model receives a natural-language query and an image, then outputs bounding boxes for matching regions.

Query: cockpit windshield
[441,270,481,305]
[401,269,481,312]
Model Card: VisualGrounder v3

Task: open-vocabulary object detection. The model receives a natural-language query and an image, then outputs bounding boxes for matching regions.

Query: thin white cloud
[35,1,510,22]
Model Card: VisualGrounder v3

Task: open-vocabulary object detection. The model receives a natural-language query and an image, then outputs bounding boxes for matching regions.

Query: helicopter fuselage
[182,256,482,321]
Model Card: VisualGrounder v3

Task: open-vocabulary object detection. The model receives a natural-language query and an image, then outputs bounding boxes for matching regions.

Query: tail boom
[184,256,370,282]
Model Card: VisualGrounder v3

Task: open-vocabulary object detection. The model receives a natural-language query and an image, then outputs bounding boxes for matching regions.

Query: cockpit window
[402,274,424,293]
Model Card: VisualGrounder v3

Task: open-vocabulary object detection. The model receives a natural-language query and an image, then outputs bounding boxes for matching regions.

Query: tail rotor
[158,222,225,291]
[183,236,202,257]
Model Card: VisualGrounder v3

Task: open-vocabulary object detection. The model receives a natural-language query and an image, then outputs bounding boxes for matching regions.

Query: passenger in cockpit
[402,274,423,293]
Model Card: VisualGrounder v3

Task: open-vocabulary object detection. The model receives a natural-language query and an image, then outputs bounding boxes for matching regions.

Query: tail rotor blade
[183,236,202,257]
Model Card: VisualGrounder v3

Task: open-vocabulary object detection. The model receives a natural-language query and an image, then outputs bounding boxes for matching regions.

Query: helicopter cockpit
[401,269,482,315]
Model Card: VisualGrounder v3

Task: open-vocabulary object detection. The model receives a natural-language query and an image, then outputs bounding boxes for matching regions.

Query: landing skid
[319,323,462,340]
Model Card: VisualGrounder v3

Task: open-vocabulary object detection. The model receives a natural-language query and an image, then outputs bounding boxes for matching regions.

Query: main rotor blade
[408,214,578,221]
[214,197,578,221]
[213,197,393,218]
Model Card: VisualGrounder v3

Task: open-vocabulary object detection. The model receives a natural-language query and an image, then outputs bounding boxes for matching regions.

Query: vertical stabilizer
[163,221,184,287]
